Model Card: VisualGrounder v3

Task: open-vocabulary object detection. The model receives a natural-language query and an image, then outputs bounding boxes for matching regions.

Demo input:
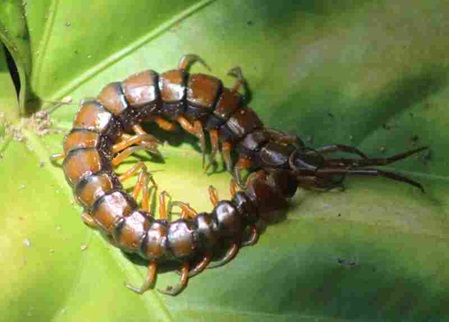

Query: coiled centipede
[52,55,427,295]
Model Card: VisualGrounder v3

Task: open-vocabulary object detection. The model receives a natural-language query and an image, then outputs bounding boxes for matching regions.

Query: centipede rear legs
[206,184,242,270]
[145,193,195,300]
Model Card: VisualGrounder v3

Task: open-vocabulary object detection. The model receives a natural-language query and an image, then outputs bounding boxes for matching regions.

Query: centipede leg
[81,212,99,229]
[170,201,197,219]
[189,252,212,277]
[242,225,259,247]
[204,129,219,173]
[228,66,245,92]
[265,128,305,147]
[208,185,219,207]
[50,153,65,163]
[178,54,210,71]
[233,157,252,187]
[131,124,147,135]
[112,134,159,154]
[228,66,254,104]
[222,142,233,172]
[111,146,155,167]
[141,175,156,212]
[126,261,158,294]
[176,116,206,166]
[158,191,170,220]
[118,161,145,182]
[118,162,157,211]
[208,243,240,269]
[230,179,239,197]
[158,262,190,296]
[154,116,177,132]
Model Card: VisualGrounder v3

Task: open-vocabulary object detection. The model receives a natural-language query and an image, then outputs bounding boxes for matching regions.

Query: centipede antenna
[43,96,73,115]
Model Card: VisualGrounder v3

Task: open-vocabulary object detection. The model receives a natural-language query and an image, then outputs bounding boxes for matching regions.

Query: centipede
[52,54,427,296]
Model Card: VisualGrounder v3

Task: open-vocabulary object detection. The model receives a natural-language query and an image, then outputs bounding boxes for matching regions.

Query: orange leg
[176,116,206,166]
[233,157,252,187]
[204,129,219,173]
[222,141,233,172]
[132,124,147,135]
[242,225,259,247]
[112,134,159,154]
[189,252,212,277]
[208,185,219,207]
[81,212,98,229]
[158,191,170,220]
[159,191,197,220]
[170,201,197,219]
[118,161,157,211]
[126,261,158,294]
[141,175,155,212]
[230,179,239,197]
[158,262,190,296]
[118,161,146,182]
[154,116,177,132]
[178,54,210,71]
[131,165,147,199]
[111,146,155,167]
[208,243,240,269]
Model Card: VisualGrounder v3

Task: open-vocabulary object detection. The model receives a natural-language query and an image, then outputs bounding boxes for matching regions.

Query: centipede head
[288,148,325,173]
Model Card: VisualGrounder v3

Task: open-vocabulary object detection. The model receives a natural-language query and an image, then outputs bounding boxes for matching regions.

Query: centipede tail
[56,55,427,296]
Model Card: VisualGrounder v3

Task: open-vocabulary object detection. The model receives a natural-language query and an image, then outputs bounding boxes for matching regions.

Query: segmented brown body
[59,55,426,295]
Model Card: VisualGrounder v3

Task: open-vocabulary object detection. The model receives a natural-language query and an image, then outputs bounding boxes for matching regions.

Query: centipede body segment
[54,54,427,295]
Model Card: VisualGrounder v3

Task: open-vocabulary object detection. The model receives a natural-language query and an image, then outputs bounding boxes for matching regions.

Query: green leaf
[0,0,31,115]
[0,45,18,122]
[1,0,449,321]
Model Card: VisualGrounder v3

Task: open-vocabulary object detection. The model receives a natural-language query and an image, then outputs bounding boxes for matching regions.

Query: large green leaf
[1,0,449,321]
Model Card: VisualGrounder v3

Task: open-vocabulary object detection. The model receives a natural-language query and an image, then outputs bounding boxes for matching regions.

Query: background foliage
[1,0,448,321]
